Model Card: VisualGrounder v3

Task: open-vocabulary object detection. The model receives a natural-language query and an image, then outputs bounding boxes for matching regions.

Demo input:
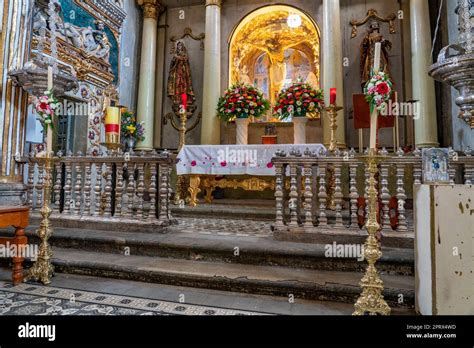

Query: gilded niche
[229,6,320,109]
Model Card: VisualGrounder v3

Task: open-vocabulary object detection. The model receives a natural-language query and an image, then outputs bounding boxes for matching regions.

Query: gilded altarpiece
[229,6,321,115]
[31,0,125,155]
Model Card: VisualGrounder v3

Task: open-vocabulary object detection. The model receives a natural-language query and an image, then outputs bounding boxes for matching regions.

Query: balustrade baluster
[396,163,408,231]
[94,162,103,216]
[115,162,124,217]
[464,163,474,184]
[413,162,422,185]
[274,162,285,228]
[53,161,62,213]
[333,163,344,228]
[137,162,145,218]
[148,162,157,221]
[288,164,299,227]
[74,158,83,216]
[63,159,73,215]
[84,162,92,216]
[318,164,328,226]
[349,162,359,228]
[303,163,313,228]
[127,163,136,218]
[380,163,391,230]
[104,163,113,217]
[448,162,456,185]
[159,163,169,221]
[27,158,35,209]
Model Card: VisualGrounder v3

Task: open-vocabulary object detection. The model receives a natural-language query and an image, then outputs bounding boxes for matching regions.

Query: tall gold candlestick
[25,154,55,285]
[353,150,391,315]
[325,105,343,152]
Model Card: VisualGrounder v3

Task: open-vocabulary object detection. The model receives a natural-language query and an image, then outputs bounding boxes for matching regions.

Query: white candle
[369,108,378,150]
[373,42,381,74]
[46,66,53,155]
[369,42,382,151]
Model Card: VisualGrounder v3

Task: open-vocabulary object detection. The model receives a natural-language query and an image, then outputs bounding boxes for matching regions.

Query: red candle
[181,93,188,113]
[330,88,337,105]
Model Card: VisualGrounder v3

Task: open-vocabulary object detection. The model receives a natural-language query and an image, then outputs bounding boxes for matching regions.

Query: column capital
[205,0,222,7]
[136,0,163,20]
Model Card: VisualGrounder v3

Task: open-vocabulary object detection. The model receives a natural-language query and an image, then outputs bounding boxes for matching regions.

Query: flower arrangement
[121,111,145,142]
[364,71,393,113]
[217,83,270,122]
[274,82,325,120]
[35,89,61,131]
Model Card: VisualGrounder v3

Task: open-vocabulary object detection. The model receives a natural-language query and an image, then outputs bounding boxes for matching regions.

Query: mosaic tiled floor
[0,281,265,316]
[168,217,273,237]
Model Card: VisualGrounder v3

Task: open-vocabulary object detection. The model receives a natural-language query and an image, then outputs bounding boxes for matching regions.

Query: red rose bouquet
[35,89,61,131]
[217,83,270,122]
[274,82,325,120]
[364,71,393,114]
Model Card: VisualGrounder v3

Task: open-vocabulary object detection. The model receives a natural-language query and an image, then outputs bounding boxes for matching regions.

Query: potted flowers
[274,82,325,144]
[121,111,145,151]
[217,83,270,145]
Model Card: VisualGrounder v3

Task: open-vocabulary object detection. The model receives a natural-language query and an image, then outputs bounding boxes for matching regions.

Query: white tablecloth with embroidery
[176,144,326,176]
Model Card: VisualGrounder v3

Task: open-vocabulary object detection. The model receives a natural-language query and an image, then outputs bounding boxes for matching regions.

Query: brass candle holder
[325,105,343,152]
[165,104,201,206]
[25,152,55,285]
[353,149,391,315]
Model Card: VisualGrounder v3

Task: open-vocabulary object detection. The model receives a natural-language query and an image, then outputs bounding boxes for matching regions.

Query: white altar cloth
[176,144,326,176]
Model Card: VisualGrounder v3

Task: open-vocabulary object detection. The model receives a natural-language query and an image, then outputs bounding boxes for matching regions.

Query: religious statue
[32,3,112,64]
[360,20,392,86]
[167,41,196,106]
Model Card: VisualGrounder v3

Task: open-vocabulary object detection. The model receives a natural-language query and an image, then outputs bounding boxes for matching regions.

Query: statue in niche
[360,20,392,87]
[167,41,196,106]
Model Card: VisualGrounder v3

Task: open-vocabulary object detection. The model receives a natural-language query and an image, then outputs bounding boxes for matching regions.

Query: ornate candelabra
[25,153,55,285]
[325,105,343,152]
[165,104,201,205]
[353,149,391,315]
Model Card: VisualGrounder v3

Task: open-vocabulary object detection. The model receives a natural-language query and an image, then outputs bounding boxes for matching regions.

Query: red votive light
[330,88,337,105]
[181,93,188,113]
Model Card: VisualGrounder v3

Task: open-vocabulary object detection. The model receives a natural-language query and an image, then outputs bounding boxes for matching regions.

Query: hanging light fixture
[287,14,302,28]
[428,0,474,127]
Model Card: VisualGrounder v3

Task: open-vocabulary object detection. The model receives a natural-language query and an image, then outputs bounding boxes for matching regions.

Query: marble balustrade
[272,149,474,234]
[24,150,174,226]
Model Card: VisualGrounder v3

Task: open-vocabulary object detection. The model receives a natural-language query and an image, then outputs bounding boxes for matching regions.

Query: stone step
[13,225,414,276]
[46,247,414,308]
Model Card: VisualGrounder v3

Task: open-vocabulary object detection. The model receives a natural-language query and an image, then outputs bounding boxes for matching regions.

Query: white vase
[235,117,249,145]
[293,117,307,144]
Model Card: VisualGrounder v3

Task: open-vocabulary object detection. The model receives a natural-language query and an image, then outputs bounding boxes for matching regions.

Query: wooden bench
[0,206,29,285]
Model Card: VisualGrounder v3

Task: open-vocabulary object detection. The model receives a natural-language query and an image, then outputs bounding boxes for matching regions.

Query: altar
[177,144,326,206]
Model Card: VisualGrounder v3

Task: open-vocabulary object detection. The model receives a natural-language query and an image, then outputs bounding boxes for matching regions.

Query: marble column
[201,0,221,145]
[136,0,161,150]
[410,0,439,147]
[322,0,346,148]
[153,12,167,148]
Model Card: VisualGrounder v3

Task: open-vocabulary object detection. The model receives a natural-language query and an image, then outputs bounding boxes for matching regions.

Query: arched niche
[228,5,321,119]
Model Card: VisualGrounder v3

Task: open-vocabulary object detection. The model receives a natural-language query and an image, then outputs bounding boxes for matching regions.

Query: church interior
[0,0,472,325]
